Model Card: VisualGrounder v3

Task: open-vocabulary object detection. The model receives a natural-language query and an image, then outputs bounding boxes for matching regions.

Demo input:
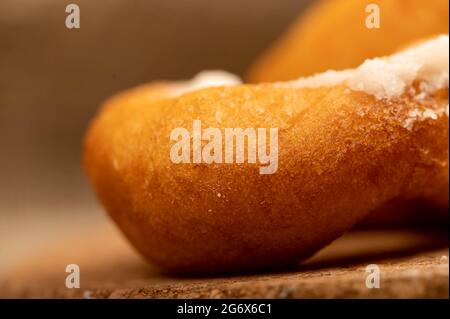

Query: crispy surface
[247,0,449,82]
[247,0,450,225]
[84,82,448,273]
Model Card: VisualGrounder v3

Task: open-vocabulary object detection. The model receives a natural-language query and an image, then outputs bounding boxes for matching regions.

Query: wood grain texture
[1,214,448,298]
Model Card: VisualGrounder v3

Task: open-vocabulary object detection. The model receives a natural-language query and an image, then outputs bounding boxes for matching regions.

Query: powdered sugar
[289,35,449,100]
[403,105,449,131]
[171,70,242,97]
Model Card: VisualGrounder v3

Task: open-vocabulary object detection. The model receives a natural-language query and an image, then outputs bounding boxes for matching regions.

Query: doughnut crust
[84,82,448,273]
[247,0,449,82]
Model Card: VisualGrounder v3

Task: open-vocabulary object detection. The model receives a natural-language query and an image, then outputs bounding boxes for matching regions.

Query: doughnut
[247,0,449,224]
[84,36,449,273]
[247,0,449,82]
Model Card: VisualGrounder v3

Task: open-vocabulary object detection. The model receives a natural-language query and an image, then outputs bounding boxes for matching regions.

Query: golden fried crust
[84,84,448,274]
[247,0,449,82]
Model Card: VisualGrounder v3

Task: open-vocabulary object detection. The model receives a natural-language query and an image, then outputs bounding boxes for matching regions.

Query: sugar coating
[171,70,242,97]
[172,36,448,103]
[169,36,448,132]
[289,35,449,100]
[403,105,449,131]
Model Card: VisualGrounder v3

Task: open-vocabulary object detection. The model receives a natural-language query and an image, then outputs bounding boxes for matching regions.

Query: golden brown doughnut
[247,0,449,82]
[248,0,449,223]
[84,38,449,273]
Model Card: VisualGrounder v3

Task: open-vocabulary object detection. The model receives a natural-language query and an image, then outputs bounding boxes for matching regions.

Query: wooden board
[0,213,448,298]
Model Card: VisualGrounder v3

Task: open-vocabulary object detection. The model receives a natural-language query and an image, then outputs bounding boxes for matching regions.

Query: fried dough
[84,38,449,273]
[247,0,449,82]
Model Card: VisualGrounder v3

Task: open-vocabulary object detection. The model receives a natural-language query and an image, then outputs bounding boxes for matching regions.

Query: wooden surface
[0,212,448,298]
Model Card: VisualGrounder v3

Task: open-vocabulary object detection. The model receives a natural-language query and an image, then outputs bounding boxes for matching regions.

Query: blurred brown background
[0,0,311,219]
[1,1,448,299]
